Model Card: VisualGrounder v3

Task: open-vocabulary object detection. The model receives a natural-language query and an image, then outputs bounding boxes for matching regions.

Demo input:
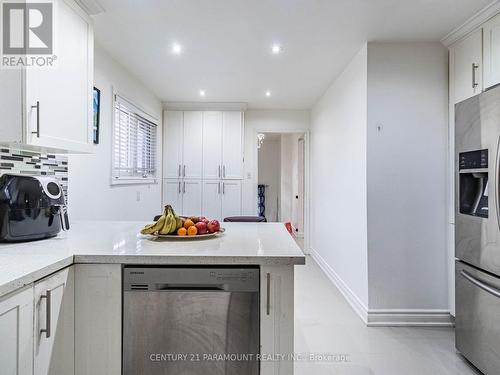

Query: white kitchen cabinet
[202,112,223,179]
[222,112,244,179]
[260,266,294,375]
[0,287,34,375]
[182,111,203,179]
[163,179,183,213]
[181,180,202,217]
[483,13,500,89]
[34,266,74,375]
[0,0,94,153]
[450,29,483,104]
[202,180,222,220]
[75,264,121,375]
[163,111,183,179]
[221,180,242,219]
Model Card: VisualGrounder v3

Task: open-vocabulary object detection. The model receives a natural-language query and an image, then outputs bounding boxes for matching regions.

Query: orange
[177,227,187,236]
[187,226,198,236]
[184,219,195,229]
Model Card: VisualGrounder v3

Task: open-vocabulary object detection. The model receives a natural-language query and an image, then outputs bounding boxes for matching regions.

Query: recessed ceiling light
[271,44,282,54]
[172,43,182,55]
[265,90,271,97]
[199,89,206,97]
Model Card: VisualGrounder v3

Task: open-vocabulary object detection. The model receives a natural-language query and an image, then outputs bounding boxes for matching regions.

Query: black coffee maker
[0,174,69,242]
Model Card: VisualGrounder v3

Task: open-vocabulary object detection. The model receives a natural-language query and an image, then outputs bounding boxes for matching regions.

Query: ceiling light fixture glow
[271,44,282,54]
[172,43,182,55]
[199,89,206,97]
[265,90,271,97]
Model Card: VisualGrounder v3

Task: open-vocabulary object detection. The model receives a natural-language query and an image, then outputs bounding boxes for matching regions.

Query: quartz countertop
[0,221,305,298]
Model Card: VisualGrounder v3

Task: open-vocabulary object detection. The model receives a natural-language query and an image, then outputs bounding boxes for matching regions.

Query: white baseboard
[309,247,369,323]
[309,248,453,327]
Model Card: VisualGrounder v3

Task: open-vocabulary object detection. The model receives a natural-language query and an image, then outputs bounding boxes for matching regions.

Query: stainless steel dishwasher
[123,266,260,375]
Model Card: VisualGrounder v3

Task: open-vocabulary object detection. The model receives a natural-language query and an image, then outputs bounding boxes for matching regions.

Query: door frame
[253,128,311,253]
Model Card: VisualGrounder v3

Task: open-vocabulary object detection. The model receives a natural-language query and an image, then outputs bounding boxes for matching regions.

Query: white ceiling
[93,0,492,109]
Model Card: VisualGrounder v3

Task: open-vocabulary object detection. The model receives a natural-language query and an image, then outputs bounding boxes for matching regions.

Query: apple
[201,218,209,224]
[195,221,208,235]
[207,219,220,233]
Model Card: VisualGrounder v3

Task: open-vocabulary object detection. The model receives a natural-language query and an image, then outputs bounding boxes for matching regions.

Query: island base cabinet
[0,287,34,375]
[260,265,294,375]
[75,264,122,375]
[34,266,75,375]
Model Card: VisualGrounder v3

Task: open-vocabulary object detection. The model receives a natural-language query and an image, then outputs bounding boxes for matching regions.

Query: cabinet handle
[178,181,181,194]
[178,165,181,177]
[223,165,226,178]
[472,63,479,89]
[218,182,221,194]
[183,182,186,194]
[218,165,221,178]
[266,273,271,315]
[183,165,186,177]
[31,101,40,138]
[222,182,225,195]
[40,290,51,339]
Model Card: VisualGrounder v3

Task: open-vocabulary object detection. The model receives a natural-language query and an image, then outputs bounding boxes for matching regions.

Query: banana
[159,205,176,235]
[141,205,170,235]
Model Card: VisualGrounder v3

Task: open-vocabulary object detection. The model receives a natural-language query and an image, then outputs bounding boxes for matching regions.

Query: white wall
[310,45,369,307]
[258,138,281,221]
[280,133,302,226]
[68,43,163,221]
[366,43,449,310]
[243,110,310,215]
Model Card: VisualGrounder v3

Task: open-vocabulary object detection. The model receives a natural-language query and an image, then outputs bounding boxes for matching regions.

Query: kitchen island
[0,221,305,375]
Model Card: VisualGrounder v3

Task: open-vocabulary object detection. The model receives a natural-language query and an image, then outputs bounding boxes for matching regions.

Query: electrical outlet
[136,191,141,202]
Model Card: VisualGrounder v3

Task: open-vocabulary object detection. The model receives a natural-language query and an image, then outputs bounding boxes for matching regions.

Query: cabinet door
[260,266,294,375]
[0,70,23,143]
[202,111,223,179]
[25,0,93,153]
[0,287,33,375]
[221,180,242,219]
[34,266,74,375]
[163,111,183,179]
[450,29,483,104]
[202,180,222,220]
[483,14,500,89]
[222,112,244,179]
[181,180,202,217]
[162,179,182,213]
[182,111,203,179]
[75,264,121,375]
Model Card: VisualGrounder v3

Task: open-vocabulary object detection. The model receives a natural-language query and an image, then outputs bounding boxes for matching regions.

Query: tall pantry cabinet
[162,110,244,220]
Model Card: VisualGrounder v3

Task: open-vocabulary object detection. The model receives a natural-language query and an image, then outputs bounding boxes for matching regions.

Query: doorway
[257,132,306,240]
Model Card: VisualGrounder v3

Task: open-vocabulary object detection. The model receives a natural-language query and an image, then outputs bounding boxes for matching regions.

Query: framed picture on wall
[93,87,101,144]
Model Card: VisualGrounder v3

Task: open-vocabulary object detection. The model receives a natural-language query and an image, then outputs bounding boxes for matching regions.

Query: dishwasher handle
[155,283,228,291]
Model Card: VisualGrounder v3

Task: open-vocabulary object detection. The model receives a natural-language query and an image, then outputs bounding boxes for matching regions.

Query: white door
[181,180,202,217]
[202,180,222,220]
[182,111,203,179]
[34,267,74,375]
[25,0,93,153]
[162,179,182,214]
[483,13,500,89]
[202,112,223,179]
[295,137,305,236]
[221,180,242,219]
[0,287,34,375]
[163,111,184,179]
[222,112,243,179]
[450,29,483,104]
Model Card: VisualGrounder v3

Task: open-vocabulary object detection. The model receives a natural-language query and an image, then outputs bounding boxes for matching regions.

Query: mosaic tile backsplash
[0,148,68,202]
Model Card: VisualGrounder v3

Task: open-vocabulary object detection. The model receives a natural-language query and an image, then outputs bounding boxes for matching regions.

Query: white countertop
[0,221,305,298]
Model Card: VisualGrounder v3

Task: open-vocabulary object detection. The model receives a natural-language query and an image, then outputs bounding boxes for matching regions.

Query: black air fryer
[0,174,69,242]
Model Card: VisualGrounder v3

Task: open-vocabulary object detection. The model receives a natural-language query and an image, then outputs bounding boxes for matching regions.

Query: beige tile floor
[294,256,482,375]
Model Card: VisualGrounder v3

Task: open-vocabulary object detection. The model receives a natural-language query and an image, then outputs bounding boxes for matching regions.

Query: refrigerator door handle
[461,270,500,299]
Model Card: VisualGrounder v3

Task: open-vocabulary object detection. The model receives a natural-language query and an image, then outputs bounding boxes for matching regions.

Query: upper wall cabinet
[0,0,94,153]
[450,29,483,104]
[222,112,244,180]
[483,13,500,89]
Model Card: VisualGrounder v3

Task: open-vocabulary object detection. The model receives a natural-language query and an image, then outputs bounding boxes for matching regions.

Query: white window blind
[112,94,158,183]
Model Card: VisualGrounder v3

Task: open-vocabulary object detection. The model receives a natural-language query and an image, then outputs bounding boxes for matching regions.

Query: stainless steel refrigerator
[455,85,500,374]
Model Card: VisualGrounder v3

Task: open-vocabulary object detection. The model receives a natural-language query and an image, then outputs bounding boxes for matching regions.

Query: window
[112,94,158,184]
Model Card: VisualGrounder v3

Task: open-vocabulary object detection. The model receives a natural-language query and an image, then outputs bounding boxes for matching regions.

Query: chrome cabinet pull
[266,273,271,315]
[218,165,221,178]
[178,165,181,177]
[461,270,500,298]
[183,165,186,177]
[472,63,479,89]
[218,182,221,194]
[178,181,181,194]
[183,182,186,194]
[222,182,225,195]
[31,101,40,138]
[223,165,226,178]
[40,290,51,338]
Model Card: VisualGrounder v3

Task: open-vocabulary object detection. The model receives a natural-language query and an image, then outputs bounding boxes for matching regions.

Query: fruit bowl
[149,227,225,240]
